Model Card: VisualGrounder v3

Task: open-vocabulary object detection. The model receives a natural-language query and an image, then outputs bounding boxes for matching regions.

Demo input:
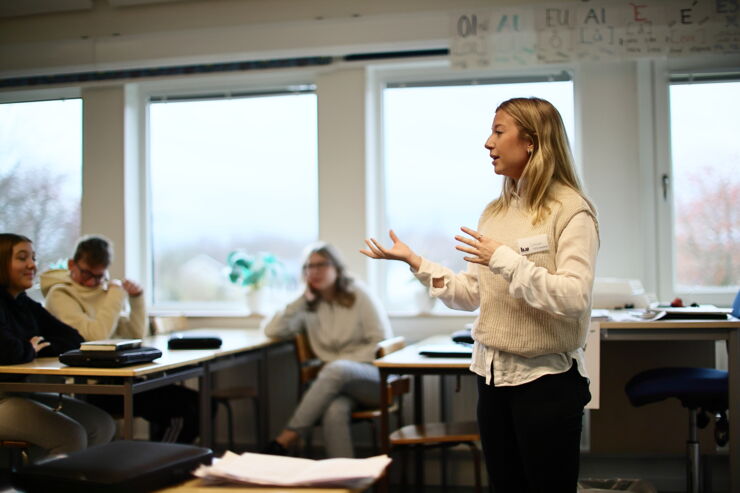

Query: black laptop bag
[59,346,162,367]
[11,440,212,493]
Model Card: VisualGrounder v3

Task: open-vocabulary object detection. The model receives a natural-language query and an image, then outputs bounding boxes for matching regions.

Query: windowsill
[149,308,474,342]
[149,308,477,320]
[388,310,478,319]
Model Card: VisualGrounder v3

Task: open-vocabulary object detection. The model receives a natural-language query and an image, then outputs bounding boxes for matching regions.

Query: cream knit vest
[473,183,598,358]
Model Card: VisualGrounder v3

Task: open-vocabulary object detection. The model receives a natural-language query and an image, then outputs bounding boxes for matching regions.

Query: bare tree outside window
[670,81,740,293]
[0,100,82,279]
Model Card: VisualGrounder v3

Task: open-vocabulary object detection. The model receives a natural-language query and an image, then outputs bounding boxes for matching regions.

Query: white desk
[0,329,282,448]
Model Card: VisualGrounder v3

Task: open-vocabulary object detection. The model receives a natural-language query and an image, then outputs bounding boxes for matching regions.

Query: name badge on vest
[517,234,549,255]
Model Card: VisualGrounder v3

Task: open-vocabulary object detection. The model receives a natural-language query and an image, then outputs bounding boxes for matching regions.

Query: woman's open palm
[360,230,420,270]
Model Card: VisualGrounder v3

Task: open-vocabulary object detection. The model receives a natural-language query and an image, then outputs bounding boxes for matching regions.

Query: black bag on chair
[11,440,212,493]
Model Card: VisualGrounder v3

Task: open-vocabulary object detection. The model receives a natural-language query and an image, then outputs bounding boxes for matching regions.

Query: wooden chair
[390,420,483,493]
[151,316,260,451]
[294,333,411,456]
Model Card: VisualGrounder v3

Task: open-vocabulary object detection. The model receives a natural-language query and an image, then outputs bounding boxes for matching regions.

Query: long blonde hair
[484,97,595,224]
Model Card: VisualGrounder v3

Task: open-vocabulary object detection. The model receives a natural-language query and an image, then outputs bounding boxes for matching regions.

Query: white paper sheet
[193,452,391,488]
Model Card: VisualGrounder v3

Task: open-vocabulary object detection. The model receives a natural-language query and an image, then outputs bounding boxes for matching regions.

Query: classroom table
[0,478,363,493]
[0,328,282,449]
[597,318,740,493]
[154,478,364,493]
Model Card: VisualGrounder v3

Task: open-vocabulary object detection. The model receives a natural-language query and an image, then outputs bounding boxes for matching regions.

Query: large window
[0,99,82,279]
[382,77,574,314]
[668,79,739,295]
[149,91,318,312]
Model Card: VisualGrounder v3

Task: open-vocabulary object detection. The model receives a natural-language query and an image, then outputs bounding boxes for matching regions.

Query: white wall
[2,0,738,307]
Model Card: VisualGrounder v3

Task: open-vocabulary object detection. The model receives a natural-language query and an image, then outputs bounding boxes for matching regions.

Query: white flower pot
[246,289,266,315]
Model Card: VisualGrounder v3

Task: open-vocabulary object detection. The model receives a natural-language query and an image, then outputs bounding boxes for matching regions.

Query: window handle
[661,173,670,201]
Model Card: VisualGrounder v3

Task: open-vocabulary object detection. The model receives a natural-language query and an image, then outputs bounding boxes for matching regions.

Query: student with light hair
[362,97,599,492]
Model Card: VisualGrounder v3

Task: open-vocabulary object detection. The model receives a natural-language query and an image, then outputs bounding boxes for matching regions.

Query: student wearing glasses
[41,235,145,341]
[0,233,116,459]
[262,242,392,458]
[40,235,200,444]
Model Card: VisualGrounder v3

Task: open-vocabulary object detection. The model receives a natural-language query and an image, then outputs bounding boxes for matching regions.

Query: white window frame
[647,57,740,307]
[367,60,577,314]
[0,87,84,284]
[136,70,320,314]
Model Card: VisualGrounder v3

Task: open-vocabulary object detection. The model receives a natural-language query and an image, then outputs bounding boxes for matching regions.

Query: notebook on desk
[657,305,730,320]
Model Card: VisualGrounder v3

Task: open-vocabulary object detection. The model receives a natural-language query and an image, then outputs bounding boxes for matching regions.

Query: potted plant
[226,250,286,314]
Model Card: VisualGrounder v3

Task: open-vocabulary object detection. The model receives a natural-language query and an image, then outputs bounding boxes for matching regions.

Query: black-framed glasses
[74,263,108,283]
[304,261,332,271]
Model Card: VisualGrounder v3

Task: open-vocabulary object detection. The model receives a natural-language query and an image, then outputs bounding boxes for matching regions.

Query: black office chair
[625,366,728,493]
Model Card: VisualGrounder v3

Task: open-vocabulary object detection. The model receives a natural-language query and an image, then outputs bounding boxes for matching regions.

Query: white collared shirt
[414,210,598,386]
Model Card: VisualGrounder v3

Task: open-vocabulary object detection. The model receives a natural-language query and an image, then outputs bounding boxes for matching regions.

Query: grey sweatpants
[0,393,116,459]
[287,359,380,458]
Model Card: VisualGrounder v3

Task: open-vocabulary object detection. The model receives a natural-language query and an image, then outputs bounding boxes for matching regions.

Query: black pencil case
[167,334,223,349]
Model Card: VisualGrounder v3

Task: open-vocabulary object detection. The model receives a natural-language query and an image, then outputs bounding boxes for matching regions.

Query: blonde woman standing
[362,97,598,493]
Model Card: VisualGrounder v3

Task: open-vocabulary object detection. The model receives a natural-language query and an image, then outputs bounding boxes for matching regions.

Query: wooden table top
[0,328,276,378]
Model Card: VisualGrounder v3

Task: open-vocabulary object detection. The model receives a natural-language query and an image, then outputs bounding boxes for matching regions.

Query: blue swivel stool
[625,367,728,493]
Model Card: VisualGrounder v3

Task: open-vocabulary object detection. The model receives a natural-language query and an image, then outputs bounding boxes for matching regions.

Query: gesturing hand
[455,226,501,266]
[29,336,50,354]
[122,279,143,297]
[360,230,422,271]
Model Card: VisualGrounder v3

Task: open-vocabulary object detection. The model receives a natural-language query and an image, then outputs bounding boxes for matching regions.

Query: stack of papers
[193,452,391,489]
[590,309,611,321]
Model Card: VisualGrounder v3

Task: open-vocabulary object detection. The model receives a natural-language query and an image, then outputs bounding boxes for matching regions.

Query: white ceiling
[0,0,190,18]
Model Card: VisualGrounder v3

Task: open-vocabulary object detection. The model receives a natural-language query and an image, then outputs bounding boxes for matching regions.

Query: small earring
[527,147,533,154]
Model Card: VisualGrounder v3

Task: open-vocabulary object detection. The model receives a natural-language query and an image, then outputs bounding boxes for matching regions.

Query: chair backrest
[294,334,406,392]
[151,315,188,335]
[294,332,324,391]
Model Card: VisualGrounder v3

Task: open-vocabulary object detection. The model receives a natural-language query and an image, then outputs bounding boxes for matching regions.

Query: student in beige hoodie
[41,235,200,444]
[41,237,146,342]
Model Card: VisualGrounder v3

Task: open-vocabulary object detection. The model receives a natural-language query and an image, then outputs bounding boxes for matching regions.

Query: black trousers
[88,384,200,444]
[477,361,590,493]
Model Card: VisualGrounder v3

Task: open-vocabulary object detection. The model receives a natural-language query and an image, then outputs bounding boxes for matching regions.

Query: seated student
[41,235,199,444]
[0,233,116,459]
[262,242,392,458]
